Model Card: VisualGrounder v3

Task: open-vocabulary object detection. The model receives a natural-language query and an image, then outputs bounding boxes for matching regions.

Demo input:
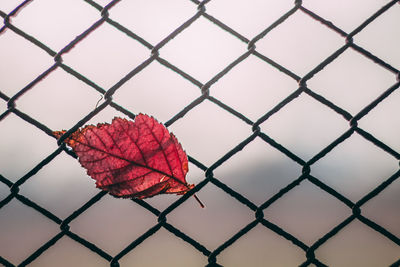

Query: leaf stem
[193,194,205,208]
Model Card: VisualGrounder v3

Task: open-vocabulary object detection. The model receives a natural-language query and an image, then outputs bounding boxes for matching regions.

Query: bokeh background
[1,0,400,266]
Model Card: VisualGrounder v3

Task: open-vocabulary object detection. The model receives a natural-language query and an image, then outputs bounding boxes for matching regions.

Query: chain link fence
[1,0,400,266]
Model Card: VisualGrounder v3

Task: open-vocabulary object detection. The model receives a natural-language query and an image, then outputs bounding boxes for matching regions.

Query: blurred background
[0,0,399,266]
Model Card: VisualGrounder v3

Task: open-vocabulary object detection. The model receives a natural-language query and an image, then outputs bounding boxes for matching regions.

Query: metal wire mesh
[1,0,400,266]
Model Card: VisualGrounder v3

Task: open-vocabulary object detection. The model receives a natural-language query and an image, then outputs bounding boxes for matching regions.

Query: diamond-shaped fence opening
[1,1,400,267]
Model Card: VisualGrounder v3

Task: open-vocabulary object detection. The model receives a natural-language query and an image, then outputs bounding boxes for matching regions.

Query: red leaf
[53,114,196,200]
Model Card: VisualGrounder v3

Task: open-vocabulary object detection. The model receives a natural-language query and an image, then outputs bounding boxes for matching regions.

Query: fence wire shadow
[1,0,400,266]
